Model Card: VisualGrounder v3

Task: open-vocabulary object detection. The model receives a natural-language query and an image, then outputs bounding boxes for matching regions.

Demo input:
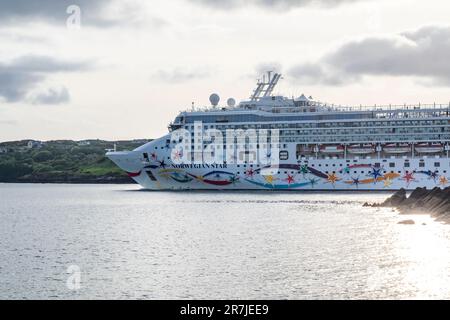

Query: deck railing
[181,102,450,114]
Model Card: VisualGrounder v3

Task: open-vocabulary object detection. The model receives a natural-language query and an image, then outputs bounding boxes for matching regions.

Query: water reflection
[394,215,450,299]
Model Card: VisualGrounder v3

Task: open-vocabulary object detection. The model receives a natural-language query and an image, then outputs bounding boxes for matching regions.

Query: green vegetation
[0,139,150,183]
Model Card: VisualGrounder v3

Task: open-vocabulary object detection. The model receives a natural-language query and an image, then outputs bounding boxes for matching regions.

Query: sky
[1,0,450,142]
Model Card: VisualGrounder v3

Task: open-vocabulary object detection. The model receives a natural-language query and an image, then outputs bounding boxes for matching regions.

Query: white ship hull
[107,137,450,191]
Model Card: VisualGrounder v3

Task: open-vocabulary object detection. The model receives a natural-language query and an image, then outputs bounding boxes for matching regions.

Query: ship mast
[250,71,282,101]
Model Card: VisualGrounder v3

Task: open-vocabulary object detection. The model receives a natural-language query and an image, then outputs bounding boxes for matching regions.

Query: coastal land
[0,139,150,184]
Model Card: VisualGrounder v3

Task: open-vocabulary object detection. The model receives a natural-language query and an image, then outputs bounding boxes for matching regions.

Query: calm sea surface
[1,183,450,300]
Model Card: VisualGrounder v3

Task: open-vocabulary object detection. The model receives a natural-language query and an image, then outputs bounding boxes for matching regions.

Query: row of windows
[229,169,449,175]
[183,111,450,125]
[308,162,444,168]
[183,121,450,131]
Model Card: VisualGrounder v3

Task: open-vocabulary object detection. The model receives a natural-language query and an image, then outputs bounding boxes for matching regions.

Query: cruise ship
[107,72,450,190]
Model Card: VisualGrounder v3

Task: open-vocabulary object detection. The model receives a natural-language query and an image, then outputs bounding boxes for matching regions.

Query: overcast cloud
[0,55,91,104]
[1,0,449,141]
[0,0,141,27]
[30,87,71,105]
[187,0,369,9]
[288,25,450,86]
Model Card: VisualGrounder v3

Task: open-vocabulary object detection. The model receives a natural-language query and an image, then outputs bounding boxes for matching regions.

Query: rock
[379,188,407,207]
[373,187,450,224]
[398,220,415,225]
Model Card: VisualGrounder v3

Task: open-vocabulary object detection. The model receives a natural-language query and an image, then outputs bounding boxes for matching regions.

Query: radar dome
[209,93,220,107]
[227,98,236,107]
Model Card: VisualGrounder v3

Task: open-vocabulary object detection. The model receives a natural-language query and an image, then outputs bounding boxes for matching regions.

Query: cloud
[288,25,450,86]
[0,0,157,28]
[0,72,43,103]
[255,62,283,75]
[30,87,70,105]
[0,1,99,25]
[186,0,369,10]
[152,67,212,84]
[0,55,92,104]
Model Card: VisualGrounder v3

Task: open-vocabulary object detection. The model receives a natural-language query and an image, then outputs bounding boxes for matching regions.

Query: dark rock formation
[370,187,450,223]
[381,188,407,207]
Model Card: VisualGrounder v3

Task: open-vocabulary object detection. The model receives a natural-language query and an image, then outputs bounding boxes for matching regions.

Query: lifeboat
[320,145,344,154]
[347,144,375,155]
[383,143,411,154]
[299,146,314,153]
[415,143,443,154]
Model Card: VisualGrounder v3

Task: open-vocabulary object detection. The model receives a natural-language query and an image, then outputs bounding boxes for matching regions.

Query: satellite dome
[227,98,236,107]
[209,93,220,107]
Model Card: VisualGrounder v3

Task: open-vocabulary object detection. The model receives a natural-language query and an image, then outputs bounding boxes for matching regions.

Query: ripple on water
[0,184,449,299]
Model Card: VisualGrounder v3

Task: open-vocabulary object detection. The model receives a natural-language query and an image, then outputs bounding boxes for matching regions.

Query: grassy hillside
[0,139,150,183]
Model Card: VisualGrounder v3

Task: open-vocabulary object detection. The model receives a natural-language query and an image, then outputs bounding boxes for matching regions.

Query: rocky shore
[364,187,450,224]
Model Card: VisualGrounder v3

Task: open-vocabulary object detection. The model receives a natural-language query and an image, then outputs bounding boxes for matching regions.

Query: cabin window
[143,153,149,161]
[419,162,425,167]
[435,162,441,167]
[389,163,395,168]
[404,163,410,167]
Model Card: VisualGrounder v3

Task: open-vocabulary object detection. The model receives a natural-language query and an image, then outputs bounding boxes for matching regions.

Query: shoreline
[0,178,134,184]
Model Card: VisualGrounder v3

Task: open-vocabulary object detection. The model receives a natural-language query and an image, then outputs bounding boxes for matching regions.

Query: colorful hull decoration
[126,171,142,177]
[188,171,239,186]
[344,172,400,185]
[307,167,328,179]
[245,178,310,189]
[159,169,193,183]
[141,162,412,189]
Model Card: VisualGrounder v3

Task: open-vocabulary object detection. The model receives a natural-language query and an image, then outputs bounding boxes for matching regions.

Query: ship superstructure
[107,73,450,190]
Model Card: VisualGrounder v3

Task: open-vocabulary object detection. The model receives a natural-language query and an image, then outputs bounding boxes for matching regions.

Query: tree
[33,151,53,162]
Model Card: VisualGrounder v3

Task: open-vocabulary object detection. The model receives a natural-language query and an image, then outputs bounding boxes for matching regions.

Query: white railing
[181,102,450,114]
